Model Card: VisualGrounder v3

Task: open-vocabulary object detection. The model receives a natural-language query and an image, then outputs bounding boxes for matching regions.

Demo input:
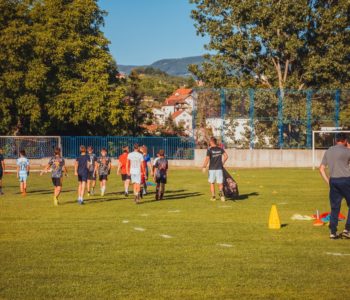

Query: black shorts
[88,171,96,180]
[99,175,108,181]
[156,175,167,184]
[78,174,88,182]
[121,174,131,181]
[52,177,62,187]
[0,170,3,180]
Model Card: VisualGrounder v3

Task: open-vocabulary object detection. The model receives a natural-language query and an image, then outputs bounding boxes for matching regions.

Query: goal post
[312,130,350,170]
[0,136,62,159]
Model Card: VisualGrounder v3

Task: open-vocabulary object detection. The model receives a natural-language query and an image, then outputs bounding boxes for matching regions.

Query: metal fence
[61,136,194,160]
[193,88,350,149]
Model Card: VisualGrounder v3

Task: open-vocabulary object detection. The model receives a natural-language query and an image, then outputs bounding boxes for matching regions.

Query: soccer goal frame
[0,136,62,159]
[312,130,350,170]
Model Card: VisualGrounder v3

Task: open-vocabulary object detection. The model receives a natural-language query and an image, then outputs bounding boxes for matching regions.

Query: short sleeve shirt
[48,156,65,178]
[154,157,168,177]
[118,152,129,174]
[127,151,144,175]
[88,153,97,172]
[0,154,4,171]
[17,157,29,176]
[207,146,225,170]
[76,154,89,176]
[97,156,111,176]
[321,144,350,178]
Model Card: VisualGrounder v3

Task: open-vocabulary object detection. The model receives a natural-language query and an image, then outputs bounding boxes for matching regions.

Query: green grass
[1,168,349,299]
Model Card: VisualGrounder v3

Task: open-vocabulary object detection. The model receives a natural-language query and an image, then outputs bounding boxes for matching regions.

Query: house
[161,88,195,116]
[172,110,193,135]
[152,108,165,125]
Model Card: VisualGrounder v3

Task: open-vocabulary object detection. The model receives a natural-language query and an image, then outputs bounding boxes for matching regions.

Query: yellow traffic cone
[269,204,281,229]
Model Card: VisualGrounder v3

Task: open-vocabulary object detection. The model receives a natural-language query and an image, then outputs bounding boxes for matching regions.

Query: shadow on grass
[61,196,126,205]
[228,192,259,201]
[138,191,203,205]
[28,189,76,195]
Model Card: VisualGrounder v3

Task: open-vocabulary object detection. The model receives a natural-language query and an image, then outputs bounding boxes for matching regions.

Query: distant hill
[118,55,204,77]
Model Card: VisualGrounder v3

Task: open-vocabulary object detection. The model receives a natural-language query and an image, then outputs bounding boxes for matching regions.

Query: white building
[172,110,193,136]
[152,108,165,125]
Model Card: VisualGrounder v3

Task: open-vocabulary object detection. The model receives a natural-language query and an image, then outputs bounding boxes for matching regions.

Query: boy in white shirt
[126,144,145,204]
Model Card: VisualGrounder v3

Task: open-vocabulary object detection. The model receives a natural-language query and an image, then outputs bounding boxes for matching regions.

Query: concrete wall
[194,149,325,168]
[4,149,326,169]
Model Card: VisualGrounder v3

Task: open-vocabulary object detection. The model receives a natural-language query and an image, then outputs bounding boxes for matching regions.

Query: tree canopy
[189,0,350,90]
[0,0,128,135]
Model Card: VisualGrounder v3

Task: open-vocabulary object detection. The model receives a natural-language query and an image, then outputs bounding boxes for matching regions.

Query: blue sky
[98,0,208,66]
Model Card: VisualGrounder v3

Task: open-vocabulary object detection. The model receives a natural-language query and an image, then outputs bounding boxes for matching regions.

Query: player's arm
[126,159,130,176]
[16,165,19,178]
[93,160,98,176]
[147,161,153,176]
[1,159,5,174]
[41,163,51,175]
[63,165,68,176]
[222,151,228,165]
[319,164,329,185]
[117,159,121,175]
[202,156,210,173]
[74,160,78,176]
[141,160,145,177]
[26,162,30,175]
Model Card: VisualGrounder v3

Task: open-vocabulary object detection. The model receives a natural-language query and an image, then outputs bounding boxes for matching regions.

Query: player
[319,133,350,239]
[141,145,152,195]
[97,148,111,196]
[87,146,98,196]
[126,144,145,204]
[16,150,30,197]
[0,147,5,195]
[117,146,130,197]
[41,147,67,206]
[202,137,228,202]
[74,145,89,205]
[153,149,168,200]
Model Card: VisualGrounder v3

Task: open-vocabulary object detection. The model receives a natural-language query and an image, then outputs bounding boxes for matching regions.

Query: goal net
[312,130,350,170]
[0,136,61,159]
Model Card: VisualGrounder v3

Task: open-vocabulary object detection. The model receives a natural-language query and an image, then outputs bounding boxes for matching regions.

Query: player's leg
[22,178,27,196]
[124,176,130,197]
[340,179,350,238]
[155,178,160,200]
[80,180,86,203]
[329,179,343,238]
[160,183,165,200]
[87,179,91,195]
[216,170,225,202]
[91,179,96,195]
[208,170,216,201]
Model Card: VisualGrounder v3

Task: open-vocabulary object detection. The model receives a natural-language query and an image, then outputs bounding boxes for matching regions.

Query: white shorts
[131,173,141,184]
[19,174,27,182]
[208,170,223,184]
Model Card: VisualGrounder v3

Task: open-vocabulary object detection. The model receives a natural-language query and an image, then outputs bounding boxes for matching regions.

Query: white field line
[217,243,233,248]
[160,234,173,239]
[122,220,129,224]
[168,210,181,213]
[140,214,149,217]
[326,252,350,256]
[134,227,146,232]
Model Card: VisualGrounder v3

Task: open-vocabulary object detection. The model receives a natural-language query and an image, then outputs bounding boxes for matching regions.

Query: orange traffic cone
[313,210,324,226]
[268,204,281,229]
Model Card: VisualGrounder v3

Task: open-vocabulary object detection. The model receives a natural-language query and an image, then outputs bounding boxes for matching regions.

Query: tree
[0,0,129,135]
[190,0,349,90]
[190,0,350,147]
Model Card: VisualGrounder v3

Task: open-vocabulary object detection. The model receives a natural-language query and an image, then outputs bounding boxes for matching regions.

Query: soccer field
[0,168,349,299]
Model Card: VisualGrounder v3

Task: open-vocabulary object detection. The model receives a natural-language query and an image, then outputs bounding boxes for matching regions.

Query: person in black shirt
[0,147,5,195]
[74,145,89,205]
[202,137,228,202]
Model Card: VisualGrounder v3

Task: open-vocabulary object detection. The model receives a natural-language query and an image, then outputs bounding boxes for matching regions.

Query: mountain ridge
[118,55,204,77]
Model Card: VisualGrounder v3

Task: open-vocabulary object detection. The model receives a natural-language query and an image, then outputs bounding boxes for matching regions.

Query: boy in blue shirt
[74,145,89,204]
[16,150,30,197]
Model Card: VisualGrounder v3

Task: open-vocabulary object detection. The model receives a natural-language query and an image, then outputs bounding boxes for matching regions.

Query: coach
[319,133,350,239]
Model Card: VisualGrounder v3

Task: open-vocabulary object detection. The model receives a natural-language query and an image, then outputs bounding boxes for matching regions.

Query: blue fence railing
[61,136,195,160]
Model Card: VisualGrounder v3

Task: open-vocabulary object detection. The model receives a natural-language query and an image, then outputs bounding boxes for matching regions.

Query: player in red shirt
[117,146,130,197]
